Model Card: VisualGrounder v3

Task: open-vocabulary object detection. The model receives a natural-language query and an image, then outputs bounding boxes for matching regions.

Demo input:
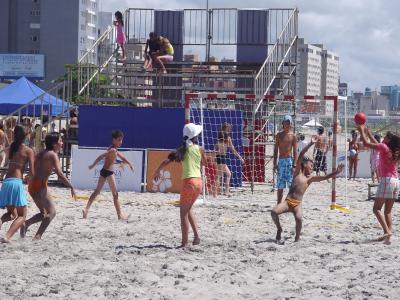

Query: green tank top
[165,43,174,55]
[182,144,201,179]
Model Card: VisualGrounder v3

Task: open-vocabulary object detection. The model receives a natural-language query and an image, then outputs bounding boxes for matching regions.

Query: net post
[325,95,338,206]
[199,96,207,204]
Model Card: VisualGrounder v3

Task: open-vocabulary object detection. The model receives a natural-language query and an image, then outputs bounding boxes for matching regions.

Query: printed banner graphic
[71,146,142,191]
[146,150,182,193]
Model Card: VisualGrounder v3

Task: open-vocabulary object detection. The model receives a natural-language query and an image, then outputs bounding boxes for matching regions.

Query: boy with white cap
[273,115,297,204]
[154,123,206,248]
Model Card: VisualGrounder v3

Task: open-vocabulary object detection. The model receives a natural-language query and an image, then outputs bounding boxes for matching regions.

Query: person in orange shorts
[154,123,206,248]
[21,132,76,240]
[271,135,344,243]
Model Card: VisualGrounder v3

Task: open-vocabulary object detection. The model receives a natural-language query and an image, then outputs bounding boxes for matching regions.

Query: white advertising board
[71,146,143,191]
[0,54,45,80]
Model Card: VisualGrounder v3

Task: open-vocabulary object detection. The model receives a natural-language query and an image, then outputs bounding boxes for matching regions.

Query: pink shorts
[158,55,173,62]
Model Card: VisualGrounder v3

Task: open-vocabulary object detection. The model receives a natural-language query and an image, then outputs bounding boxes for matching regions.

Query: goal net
[185,93,296,202]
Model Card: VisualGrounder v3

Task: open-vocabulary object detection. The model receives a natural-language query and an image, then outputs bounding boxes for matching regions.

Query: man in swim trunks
[273,115,297,204]
[271,135,344,242]
[313,127,328,176]
[82,130,134,220]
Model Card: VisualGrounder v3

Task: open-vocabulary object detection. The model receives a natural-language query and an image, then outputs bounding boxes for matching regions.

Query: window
[30,35,39,42]
[30,9,40,16]
[32,0,39,3]
[30,49,39,54]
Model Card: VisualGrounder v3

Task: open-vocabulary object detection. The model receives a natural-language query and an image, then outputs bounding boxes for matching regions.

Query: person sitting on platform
[144,32,161,70]
[154,37,174,74]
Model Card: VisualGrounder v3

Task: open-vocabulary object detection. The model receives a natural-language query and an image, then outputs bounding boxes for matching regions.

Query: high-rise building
[296,38,339,96]
[321,49,339,96]
[359,91,389,116]
[0,0,99,86]
[381,85,400,111]
[339,82,348,96]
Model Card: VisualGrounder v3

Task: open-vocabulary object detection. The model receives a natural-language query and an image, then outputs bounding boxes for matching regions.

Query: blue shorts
[277,157,293,189]
[0,178,27,209]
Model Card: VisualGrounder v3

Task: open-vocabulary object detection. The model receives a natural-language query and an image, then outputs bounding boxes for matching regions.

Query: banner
[0,54,45,80]
[146,150,182,193]
[71,146,143,191]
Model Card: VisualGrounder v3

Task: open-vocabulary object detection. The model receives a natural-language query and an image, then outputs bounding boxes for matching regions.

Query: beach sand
[1,178,400,299]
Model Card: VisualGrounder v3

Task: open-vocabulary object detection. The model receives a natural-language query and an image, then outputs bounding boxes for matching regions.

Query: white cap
[183,123,203,145]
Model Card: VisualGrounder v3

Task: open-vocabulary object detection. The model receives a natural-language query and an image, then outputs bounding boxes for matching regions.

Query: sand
[1,178,400,299]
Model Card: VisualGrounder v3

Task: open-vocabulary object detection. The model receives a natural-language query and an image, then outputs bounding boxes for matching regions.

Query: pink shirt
[376,143,398,178]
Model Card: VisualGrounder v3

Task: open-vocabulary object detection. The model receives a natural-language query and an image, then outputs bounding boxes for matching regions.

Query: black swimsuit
[100,168,114,178]
[216,155,227,165]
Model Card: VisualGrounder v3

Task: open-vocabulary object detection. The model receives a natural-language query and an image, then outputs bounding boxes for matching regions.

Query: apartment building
[0,0,99,86]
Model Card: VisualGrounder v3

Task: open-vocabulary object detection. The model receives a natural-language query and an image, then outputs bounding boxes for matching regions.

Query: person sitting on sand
[82,130,134,220]
[21,132,76,240]
[271,135,344,243]
[153,123,206,248]
[357,125,400,244]
[0,125,35,243]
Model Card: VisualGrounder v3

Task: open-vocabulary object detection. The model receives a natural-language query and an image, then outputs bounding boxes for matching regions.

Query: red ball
[354,112,366,125]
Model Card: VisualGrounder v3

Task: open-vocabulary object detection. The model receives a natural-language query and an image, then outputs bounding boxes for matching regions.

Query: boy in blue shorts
[273,115,297,204]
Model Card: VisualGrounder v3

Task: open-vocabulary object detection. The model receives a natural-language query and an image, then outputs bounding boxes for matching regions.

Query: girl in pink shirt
[114,11,127,61]
[358,124,400,244]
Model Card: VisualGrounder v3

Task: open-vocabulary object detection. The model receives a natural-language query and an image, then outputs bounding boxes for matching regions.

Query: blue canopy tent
[0,77,68,117]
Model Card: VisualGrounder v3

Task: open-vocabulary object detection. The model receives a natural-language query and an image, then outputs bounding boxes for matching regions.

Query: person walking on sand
[357,125,400,244]
[20,132,75,240]
[82,130,134,220]
[0,125,34,243]
[273,115,297,204]
[114,11,127,61]
[153,123,206,248]
[271,135,344,243]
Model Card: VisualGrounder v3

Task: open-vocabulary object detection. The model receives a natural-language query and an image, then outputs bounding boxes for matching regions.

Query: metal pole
[330,96,338,207]
[206,0,212,62]
[200,96,206,203]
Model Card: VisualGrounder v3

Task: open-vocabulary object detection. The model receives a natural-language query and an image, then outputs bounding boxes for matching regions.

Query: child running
[153,123,205,248]
[82,130,133,220]
[271,135,344,242]
[21,132,75,240]
[273,115,297,204]
[114,11,127,61]
[0,125,34,243]
[357,125,400,244]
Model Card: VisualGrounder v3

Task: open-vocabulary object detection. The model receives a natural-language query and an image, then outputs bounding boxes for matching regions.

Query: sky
[100,0,400,93]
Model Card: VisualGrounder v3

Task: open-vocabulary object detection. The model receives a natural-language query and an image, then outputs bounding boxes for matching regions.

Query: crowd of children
[0,112,399,247]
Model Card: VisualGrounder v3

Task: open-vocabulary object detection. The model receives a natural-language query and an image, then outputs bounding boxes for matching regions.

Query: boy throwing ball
[271,135,344,242]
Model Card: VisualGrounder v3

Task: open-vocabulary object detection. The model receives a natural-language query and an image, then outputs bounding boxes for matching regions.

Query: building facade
[0,0,99,86]
[296,38,339,96]
[381,85,400,111]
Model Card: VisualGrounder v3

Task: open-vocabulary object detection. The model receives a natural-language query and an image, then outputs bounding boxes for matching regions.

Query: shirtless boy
[313,127,328,176]
[273,115,297,204]
[271,135,344,242]
[82,130,134,220]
